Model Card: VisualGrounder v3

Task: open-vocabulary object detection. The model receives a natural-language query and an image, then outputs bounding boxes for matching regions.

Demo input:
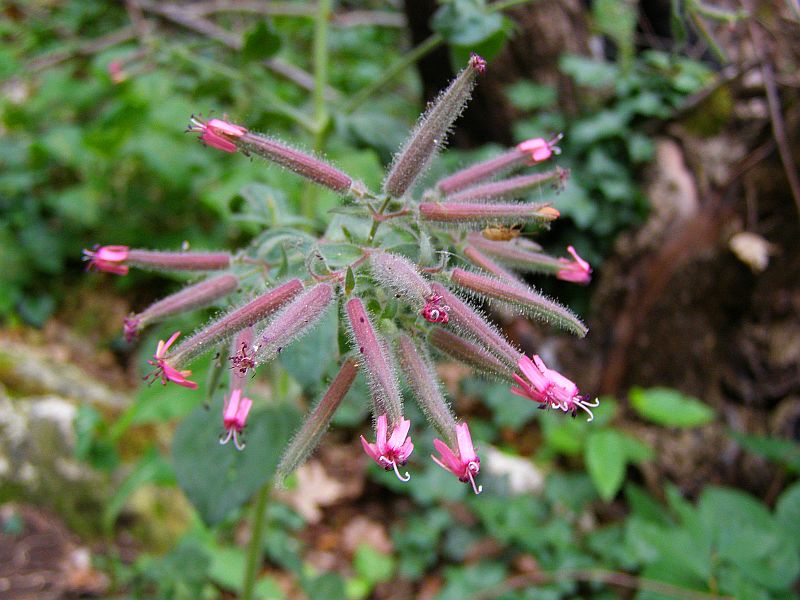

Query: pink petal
[511,383,544,403]
[162,363,198,389]
[201,131,238,153]
[432,439,461,474]
[375,414,388,455]
[96,246,129,261]
[398,438,414,461]
[207,118,247,137]
[517,355,547,389]
[96,261,129,275]
[388,418,411,449]
[567,246,590,272]
[223,389,242,427]
[360,435,381,463]
[160,331,182,356]
[455,423,477,463]
[235,397,253,430]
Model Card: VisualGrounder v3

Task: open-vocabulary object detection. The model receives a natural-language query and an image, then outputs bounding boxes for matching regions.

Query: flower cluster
[84,56,597,494]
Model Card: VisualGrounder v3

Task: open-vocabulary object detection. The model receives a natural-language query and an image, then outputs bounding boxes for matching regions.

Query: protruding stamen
[391,460,411,482]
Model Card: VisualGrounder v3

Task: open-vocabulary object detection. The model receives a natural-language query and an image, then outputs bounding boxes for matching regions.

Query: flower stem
[313,0,331,130]
[301,0,333,220]
[242,481,271,600]
[367,196,392,244]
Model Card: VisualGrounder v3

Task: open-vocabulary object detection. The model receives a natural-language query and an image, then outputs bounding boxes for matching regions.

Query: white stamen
[575,397,600,422]
[391,460,411,482]
[467,470,482,495]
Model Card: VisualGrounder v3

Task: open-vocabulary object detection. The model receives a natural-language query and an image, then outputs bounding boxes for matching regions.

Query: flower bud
[462,246,520,283]
[124,274,239,342]
[450,268,587,337]
[396,334,456,439]
[430,282,520,368]
[428,328,511,379]
[85,246,232,275]
[166,279,303,368]
[238,132,355,193]
[383,55,485,197]
[465,232,556,273]
[190,115,358,193]
[435,134,562,195]
[276,359,360,484]
[250,283,335,367]
[418,201,558,226]
[369,252,433,308]
[443,167,567,204]
[345,297,403,426]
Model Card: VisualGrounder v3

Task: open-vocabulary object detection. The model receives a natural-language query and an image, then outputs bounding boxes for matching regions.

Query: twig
[745,7,800,219]
[333,11,405,28]
[125,0,151,42]
[182,1,406,27]
[469,568,734,600]
[27,25,137,73]
[133,0,342,100]
[760,59,800,219]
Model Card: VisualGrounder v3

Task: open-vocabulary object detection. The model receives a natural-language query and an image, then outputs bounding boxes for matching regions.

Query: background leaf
[172,402,300,525]
[629,386,715,427]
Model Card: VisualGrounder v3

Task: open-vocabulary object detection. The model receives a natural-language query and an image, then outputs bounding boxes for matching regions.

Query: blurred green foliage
[3,1,798,599]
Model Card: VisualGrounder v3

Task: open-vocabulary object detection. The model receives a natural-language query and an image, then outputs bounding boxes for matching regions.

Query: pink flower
[517,133,563,164]
[83,245,130,275]
[469,53,487,74]
[420,293,450,324]
[556,246,592,285]
[220,389,254,450]
[360,414,414,481]
[431,422,482,494]
[511,354,598,420]
[188,116,247,153]
[145,331,198,389]
[230,339,257,377]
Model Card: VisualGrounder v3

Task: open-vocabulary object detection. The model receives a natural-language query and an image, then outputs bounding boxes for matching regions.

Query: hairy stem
[242,482,271,600]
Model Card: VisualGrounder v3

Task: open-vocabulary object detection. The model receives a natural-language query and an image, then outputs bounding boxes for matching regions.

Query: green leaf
[593,0,637,69]
[103,447,175,531]
[302,572,346,600]
[242,20,281,62]
[700,487,800,591]
[729,431,800,473]
[569,110,629,145]
[585,430,627,501]
[345,266,355,296]
[629,387,715,427]
[431,0,505,48]
[505,81,557,111]
[172,402,300,525]
[353,544,395,585]
[279,307,338,390]
[559,54,618,88]
[776,482,800,551]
